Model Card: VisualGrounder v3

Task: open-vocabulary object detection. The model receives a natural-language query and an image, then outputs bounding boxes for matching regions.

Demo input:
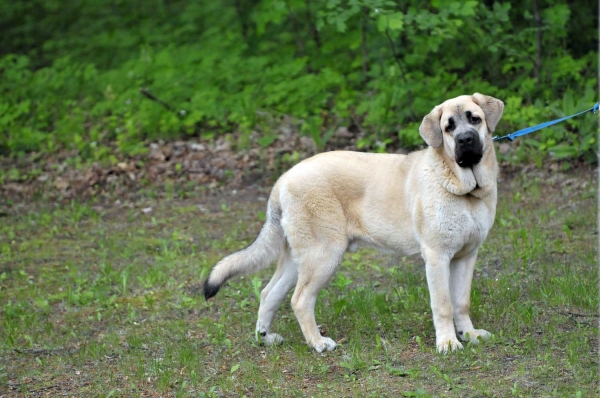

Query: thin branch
[139,87,175,112]
[384,28,416,121]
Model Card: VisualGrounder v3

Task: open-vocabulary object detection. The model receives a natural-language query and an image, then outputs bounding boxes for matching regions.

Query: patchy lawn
[1,166,598,397]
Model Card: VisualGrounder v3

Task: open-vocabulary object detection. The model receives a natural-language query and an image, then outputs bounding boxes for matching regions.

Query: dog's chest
[435,197,495,254]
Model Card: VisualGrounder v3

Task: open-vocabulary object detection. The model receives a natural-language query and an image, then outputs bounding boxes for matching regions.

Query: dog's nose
[456,131,476,147]
[454,130,482,168]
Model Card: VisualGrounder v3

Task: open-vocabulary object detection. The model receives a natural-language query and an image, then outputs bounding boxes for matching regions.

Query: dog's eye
[445,118,455,133]
[466,111,481,125]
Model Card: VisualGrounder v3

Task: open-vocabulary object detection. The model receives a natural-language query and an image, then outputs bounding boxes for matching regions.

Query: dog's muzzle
[454,130,483,168]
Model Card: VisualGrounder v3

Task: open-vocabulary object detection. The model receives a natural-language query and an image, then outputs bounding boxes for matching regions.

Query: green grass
[1,170,598,397]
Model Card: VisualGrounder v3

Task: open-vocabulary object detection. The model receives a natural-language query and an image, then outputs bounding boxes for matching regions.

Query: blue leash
[493,102,600,142]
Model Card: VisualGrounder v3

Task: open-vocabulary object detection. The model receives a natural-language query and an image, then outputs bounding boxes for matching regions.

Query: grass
[1,169,598,397]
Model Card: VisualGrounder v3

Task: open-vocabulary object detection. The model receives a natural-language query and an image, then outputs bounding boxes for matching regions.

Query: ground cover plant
[1,166,597,396]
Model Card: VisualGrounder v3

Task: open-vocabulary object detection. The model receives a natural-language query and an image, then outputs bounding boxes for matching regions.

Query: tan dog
[204,93,504,353]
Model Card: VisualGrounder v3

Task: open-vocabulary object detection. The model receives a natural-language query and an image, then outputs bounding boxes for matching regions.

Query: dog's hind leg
[290,244,345,353]
[256,246,298,345]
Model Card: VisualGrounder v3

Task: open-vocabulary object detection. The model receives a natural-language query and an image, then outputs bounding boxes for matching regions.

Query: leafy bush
[0,0,597,162]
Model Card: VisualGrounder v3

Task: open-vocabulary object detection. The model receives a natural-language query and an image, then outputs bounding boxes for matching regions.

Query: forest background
[0,0,598,169]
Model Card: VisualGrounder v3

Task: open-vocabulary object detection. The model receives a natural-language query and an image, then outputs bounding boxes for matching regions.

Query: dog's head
[419,93,504,168]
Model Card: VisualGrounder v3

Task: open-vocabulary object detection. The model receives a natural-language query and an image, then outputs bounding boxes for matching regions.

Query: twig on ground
[29,385,59,393]
[550,307,595,327]
[561,311,599,318]
[13,347,79,355]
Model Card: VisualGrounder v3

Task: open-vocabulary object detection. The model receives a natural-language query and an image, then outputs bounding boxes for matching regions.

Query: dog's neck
[431,144,498,199]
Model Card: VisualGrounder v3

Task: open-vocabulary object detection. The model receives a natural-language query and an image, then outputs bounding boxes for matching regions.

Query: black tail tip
[203,279,220,300]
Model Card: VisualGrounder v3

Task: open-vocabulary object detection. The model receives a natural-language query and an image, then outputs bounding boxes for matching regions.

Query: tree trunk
[361,16,369,80]
[305,0,321,49]
[286,1,305,57]
[533,0,543,87]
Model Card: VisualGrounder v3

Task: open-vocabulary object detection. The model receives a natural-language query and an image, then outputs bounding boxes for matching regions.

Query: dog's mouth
[455,151,482,168]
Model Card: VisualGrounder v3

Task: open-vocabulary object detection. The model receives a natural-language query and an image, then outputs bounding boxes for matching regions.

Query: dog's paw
[459,329,492,343]
[256,332,284,346]
[311,337,337,353]
[436,338,463,354]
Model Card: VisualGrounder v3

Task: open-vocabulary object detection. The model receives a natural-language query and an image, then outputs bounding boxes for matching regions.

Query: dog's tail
[203,192,285,300]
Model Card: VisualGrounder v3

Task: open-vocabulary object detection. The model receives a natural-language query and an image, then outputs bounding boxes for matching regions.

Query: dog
[204,93,504,353]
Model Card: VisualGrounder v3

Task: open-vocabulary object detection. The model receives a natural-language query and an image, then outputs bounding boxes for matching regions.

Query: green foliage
[0,0,597,161]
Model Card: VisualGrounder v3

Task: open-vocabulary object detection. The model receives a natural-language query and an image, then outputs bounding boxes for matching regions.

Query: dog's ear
[419,105,443,148]
[472,93,504,133]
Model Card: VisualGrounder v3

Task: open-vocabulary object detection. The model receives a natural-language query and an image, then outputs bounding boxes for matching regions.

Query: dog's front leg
[450,250,491,344]
[423,247,463,353]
